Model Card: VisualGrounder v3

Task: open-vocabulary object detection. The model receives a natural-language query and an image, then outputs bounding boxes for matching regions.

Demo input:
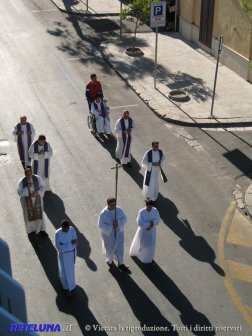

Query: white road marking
[202,127,252,132]
[31,9,58,13]
[53,55,86,100]
[109,104,139,110]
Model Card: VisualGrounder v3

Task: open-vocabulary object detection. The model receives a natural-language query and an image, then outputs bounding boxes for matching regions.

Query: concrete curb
[50,0,120,17]
[100,44,252,128]
[245,184,252,219]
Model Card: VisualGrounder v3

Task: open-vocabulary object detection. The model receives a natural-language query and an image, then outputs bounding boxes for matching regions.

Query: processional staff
[111,163,122,237]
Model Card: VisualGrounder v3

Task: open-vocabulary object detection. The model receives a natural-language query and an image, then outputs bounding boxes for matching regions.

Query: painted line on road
[109,104,139,110]
[226,260,252,283]
[65,56,98,61]
[31,9,58,13]
[226,209,252,248]
[53,55,86,101]
[218,201,252,328]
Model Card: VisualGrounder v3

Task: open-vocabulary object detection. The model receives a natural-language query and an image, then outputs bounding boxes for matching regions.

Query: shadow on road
[44,192,97,271]
[156,194,225,276]
[28,236,106,336]
[109,267,178,336]
[132,257,215,336]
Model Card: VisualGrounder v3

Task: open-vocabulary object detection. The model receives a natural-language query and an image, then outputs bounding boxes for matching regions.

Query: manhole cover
[125,47,144,57]
[169,90,190,102]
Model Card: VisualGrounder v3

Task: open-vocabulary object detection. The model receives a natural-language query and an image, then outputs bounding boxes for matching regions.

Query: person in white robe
[12,116,35,169]
[98,198,131,273]
[91,94,111,136]
[17,168,48,237]
[55,220,77,296]
[130,200,160,264]
[142,141,166,202]
[115,110,135,167]
[28,134,53,191]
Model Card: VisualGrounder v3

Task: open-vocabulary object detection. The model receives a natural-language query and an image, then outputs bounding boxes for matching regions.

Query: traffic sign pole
[150,2,166,89]
[154,27,158,89]
[210,34,223,117]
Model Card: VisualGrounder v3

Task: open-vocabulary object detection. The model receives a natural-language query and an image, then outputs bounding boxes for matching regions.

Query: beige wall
[179,0,194,22]
[213,0,252,59]
[179,0,203,26]
[179,0,252,80]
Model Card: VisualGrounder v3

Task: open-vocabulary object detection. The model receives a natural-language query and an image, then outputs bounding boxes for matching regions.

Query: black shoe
[118,264,131,274]
[149,260,157,267]
[115,158,121,164]
[66,290,73,297]
[39,231,49,238]
[127,162,132,168]
[107,261,115,268]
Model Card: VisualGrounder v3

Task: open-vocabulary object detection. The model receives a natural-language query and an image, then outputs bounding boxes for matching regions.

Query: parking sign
[150,1,166,28]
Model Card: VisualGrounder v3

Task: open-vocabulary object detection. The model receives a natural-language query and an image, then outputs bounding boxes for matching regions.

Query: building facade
[178,0,252,82]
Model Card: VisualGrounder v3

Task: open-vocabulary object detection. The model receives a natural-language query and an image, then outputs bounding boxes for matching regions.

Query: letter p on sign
[154,5,163,16]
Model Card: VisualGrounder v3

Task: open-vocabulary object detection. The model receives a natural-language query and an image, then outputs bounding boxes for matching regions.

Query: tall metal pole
[86,0,89,12]
[210,34,223,117]
[111,163,122,237]
[154,27,158,89]
[120,1,122,40]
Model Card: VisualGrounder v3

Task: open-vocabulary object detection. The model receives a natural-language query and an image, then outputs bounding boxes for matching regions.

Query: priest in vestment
[29,134,53,191]
[115,110,135,167]
[142,141,165,202]
[98,198,131,273]
[91,94,111,136]
[12,116,35,169]
[17,168,48,237]
[55,220,77,296]
[130,200,160,264]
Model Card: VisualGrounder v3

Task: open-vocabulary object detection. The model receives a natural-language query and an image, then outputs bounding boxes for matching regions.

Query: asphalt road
[0,0,251,335]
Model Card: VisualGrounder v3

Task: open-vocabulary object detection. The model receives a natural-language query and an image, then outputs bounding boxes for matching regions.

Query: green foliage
[120,0,151,50]
[240,0,252,19]
[121,0,151,23]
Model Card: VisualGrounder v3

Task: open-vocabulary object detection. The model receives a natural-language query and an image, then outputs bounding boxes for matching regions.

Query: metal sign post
[150,2,166,89]
[87,0,89,12]
[120,0,123,40]
[210,34,223,117]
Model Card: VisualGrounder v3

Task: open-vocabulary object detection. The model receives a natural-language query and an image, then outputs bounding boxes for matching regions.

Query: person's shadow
[132,258,215,336]
[156,194,225,276]
[44,192,97,271]
[100,136,144,188]
[121,155,144,188]
[28,236,107,335]
[109,267,178,336]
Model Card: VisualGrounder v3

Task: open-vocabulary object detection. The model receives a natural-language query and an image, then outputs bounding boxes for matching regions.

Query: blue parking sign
[150,2,166,28]
[154,5,163,16]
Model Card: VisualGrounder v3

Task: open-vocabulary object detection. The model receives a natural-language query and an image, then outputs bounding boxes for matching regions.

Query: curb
[51,0,252,129]
[100,45,252,129]
[245,184,252,219]
[50,0,119,17]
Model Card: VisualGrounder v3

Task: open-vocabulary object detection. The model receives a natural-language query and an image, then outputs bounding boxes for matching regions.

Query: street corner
[218,201,252,329]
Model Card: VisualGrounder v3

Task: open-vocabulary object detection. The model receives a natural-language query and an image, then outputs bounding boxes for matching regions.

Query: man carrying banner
[115,110,135,167]
[17,168,48,237]
[142,141,167,202]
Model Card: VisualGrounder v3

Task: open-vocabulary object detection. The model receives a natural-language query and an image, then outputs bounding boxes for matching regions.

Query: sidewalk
[51,0,252,215]
[51,0,252,129]
[50,0,121,15]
